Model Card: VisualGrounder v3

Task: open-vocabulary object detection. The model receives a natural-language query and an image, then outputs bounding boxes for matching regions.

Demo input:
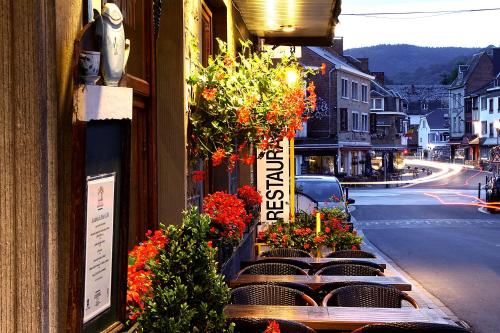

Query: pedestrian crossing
[354,219,499,229]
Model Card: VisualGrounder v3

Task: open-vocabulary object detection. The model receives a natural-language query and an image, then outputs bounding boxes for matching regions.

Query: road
[350,164,500,333]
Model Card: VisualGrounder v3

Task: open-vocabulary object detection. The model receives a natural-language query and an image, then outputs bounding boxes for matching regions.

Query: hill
[344,44,483,84]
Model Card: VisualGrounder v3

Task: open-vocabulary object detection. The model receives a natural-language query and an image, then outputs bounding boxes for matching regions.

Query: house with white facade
[418,109,450,160]
[468,74,500,163]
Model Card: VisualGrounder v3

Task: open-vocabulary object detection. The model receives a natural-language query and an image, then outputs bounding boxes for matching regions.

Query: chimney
[371,71,385,86]
[358,58,369,73]
[492,48,500,76]
[331,37,343,56]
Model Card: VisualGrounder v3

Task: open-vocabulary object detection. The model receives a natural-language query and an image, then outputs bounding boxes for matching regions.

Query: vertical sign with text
[257,139,290,225]
[83,174,116,323]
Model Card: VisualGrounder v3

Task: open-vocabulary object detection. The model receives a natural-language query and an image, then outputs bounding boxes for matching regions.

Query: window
[489,123,494,137]
[352,112,359,131]
[481,97,487,110]
[372,98,383,110]
[341,78,348,98]
[351,81,359,100]
[489,98,494,113]
[340,108,348,131]
[361,84,368,102]
[498,97,500,112]
[481,121,487,135]
[361,114,369,132]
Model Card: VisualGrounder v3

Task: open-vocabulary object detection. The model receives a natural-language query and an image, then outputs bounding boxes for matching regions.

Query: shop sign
[83,174,116,323]
[257,139,290,224]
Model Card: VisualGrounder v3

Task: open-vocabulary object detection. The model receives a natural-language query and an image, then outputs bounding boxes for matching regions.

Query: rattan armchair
[325,250,376,258]
[236,262,308,278]
[322,284,419,308]
[251,257,313,270]
[261,248,314,258]
[316,281,387,300]
[232,318,317,333]
[230,285,318,306]
[351,322,471,333]
[314,264,384,276]
[317,259,384,273]
[234,281,318,303]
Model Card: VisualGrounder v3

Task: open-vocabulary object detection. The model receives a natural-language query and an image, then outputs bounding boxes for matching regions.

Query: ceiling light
[281,25,296,33]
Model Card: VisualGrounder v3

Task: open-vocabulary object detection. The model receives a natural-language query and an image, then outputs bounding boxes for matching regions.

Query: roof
[449,51,492,89]
[306,47,375,80]
[425,109,449,130]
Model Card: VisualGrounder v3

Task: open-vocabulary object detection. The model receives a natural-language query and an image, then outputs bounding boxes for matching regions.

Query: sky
[336,0,500,49]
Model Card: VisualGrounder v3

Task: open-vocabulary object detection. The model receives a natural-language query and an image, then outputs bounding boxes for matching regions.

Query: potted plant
[126,208,233,332]
[187,39,317,168]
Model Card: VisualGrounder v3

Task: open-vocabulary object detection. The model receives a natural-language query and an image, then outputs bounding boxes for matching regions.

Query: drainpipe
[328,66,337,172]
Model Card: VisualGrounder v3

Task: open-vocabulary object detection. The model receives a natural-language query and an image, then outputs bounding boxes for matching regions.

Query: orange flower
[212,148,226,166]
[202,87,217,101]
[321,63,327,75]
[223,55,235,67]
[237,106,251,124]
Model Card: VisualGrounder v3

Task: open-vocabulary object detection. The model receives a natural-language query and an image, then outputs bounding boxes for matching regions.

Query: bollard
[478,182,481,199]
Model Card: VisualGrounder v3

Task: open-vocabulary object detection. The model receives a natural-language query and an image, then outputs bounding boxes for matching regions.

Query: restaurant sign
[257,139,290,224]
[83,174,116,323]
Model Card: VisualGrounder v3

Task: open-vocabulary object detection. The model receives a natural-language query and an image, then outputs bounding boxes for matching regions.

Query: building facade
[448,48,500,161]
[370,78,408,171]
[296,42,374,177]
[0,1,341,331]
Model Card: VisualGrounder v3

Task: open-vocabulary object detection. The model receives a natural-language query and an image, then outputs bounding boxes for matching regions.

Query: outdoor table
[224,305,454,331]
[252,257,387,269]
[230,275,411,291]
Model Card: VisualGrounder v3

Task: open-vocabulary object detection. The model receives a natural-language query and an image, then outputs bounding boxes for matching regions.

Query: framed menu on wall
[83,174,116,323]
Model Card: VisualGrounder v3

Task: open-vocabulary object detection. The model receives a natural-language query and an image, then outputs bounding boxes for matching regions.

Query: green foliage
[139,208,232,333]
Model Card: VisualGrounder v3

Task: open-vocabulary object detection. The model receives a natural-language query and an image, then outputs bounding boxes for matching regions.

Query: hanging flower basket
[187,39,316,169]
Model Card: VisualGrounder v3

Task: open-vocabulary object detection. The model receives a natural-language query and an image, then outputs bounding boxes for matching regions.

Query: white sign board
[257,139,290,224]
[83,174,116,323]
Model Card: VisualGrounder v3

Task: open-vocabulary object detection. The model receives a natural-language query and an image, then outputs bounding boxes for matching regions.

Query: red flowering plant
[258,208,362,254]
[188,39,317,170]
[127,228,169,322]
[237,185,262,225]
[204,191,250,246]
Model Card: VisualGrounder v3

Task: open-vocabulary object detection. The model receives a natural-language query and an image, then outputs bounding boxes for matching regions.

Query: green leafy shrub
[139,208,232,333]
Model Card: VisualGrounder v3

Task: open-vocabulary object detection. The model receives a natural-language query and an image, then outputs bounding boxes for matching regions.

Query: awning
[232,0,342,46]
[295,143,339,151]
[469,137,480,145]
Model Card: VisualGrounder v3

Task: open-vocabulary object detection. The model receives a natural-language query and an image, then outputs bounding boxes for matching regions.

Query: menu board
[83,174,116,323]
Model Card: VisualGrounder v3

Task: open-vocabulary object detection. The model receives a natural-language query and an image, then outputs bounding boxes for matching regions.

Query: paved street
[350,166,500,333]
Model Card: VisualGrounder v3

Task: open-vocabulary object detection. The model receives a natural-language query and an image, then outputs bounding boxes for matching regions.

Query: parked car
[295,175,355,220]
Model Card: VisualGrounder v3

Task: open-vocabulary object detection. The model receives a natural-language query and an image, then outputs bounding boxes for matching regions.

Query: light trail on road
[340,159,463,186]
[424,192,500,210]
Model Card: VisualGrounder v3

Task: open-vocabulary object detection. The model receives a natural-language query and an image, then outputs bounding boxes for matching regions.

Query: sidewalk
[354,223,471,330]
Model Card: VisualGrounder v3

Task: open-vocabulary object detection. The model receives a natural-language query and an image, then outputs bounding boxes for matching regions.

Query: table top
[225,305,453,330]
[230,275,411,291]
[253,257,387,269]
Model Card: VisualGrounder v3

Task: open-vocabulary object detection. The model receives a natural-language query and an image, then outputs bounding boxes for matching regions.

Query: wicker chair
[232,318,317,333]
[314,264,384,276]
[325,250,376,259]
[351,322,471,333]
[251,257,313,270]
[231,285,318,306]
[322,284,419,308]
[235,281,318,303]
[236,262,308,277]
[261,248,314,258]
[316,281,387,301]
[317,259,384,273]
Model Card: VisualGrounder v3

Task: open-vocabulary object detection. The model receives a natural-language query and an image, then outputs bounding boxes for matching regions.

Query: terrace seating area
[225,247,470,332]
